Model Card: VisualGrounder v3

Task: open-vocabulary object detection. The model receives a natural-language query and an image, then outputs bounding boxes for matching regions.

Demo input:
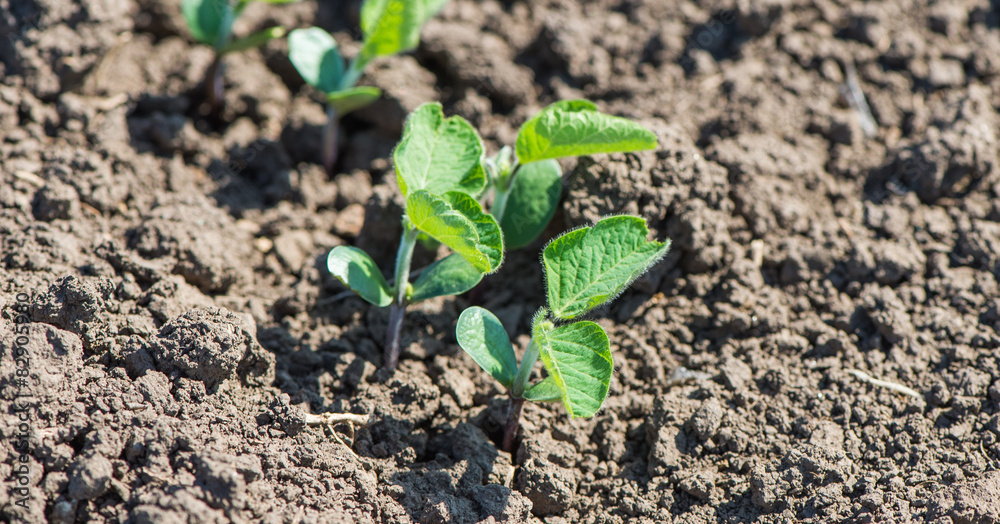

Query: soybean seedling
[456,216,670,452]
[484,100,658,249]
[327,103,502,370]
[288,0,449,173]
[182,0,296,114]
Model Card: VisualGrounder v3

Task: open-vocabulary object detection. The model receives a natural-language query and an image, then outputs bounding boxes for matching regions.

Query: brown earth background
[2,0,1000,522]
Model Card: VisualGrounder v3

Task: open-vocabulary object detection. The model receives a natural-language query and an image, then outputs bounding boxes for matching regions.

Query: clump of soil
[2,0,1000,522]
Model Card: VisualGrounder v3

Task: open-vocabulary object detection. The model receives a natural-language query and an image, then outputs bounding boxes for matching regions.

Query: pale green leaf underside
[522,376,562,402]
[544,216,670,319]
[360,0,424,60]
[328,86,381,115]
[410,254,483,303]
[500,159,562,249]
[405,191,501,274]
[394,103,486,198]
[327,246,392,307]
[182,0,228,46]
[515,99,658,164]
[536,321,612,418]
[456,306,517,388]
[288,27,344,94]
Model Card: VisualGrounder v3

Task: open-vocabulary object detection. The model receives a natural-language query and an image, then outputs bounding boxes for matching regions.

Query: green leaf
[219,26,285,55]
[544,216,670,319]
[405,191,501,274]
[515,100,658,164]
[360,0,424,60]
[410,254,483,302]
[456,307,518,388]
[328,86,381,115]
[256,0,300,3]
[444,192,503,273]
[536,321,612,418]
[500,159,562,249]
[394,103,486,198]
[327,246,393,307]
[182,0,232,47]
[522,376,562,402]
[288,27,344,94]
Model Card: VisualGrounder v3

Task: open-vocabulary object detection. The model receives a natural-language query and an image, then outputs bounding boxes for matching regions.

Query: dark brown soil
[2,0,1000,522]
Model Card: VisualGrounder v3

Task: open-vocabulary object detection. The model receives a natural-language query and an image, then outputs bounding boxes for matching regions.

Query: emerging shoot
[456,216,670,452]
[288,0,449,173]
[327,103,503,370]
[182,0,296,115]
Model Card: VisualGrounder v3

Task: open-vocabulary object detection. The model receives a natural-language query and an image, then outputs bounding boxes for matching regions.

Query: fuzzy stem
[502,397,525,453]
[384,224,419,370]
[322,105,340,174]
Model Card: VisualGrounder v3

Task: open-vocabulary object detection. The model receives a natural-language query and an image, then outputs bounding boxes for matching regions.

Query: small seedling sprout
[456,216,670,451]
[288,0,449,173]
[182,0,297,115]
[327,103,502,370]
[484,100,659,249]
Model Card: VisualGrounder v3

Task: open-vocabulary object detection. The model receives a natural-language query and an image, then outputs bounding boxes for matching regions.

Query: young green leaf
[327,86,382,115]
[359,0,424,61]
[445,191,503,273]
[499,159,562,249]
[219,26,285,55]
[535,320,613,418]
[182,0,229,46]
[544,216,670,319]
[288,27,345,94]
[522,376,562,402]
[394,103,486,197]
[405,191,502,274]
[327,246,393,307]
[515,100,658,164]
[409,254,483,303]
[456,307,518,388]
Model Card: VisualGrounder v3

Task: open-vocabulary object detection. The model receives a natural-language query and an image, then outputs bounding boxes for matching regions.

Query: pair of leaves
[456,307,612,418]
[287,28,382,114]
[456,216,670,419]
[327,248,482,307]
[183,0,294,51]
[497,101,658,248]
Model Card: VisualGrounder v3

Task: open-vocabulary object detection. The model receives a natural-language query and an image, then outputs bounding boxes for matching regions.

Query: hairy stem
[322,105,339,175]
[511,337,540,398]
[384,224,419,370]
[502,397,525,453]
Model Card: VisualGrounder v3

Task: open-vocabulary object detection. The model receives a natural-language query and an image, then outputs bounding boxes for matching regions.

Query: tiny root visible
[846,369,921,399]
[304,412,370,449]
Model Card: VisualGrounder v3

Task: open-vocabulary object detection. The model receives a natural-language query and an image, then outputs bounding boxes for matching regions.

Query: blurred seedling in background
[327,103,502,370]
[288,0,449,173]
[182,0,297,115]
[485,100,657,249]
[456,216,670,452]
